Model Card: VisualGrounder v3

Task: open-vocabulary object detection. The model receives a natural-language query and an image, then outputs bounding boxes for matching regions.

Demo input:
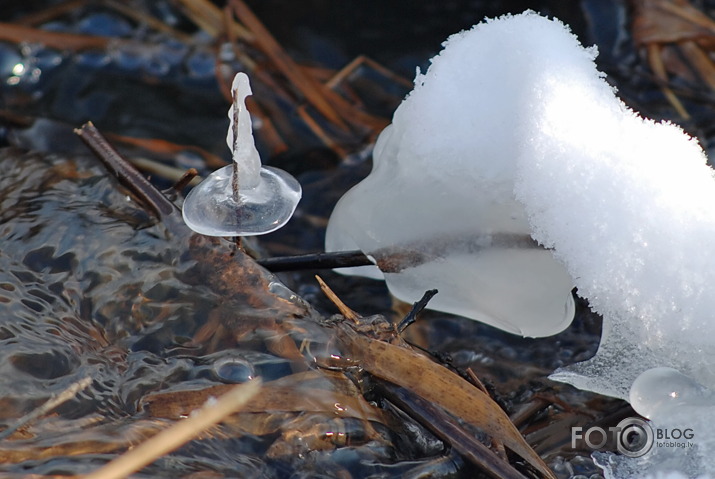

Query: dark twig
[258,233,544,273]
[74,122,177,220]
[379,383,529,479]
[169,168,199,195]
[257,250,373,272]
[397,289,438,333]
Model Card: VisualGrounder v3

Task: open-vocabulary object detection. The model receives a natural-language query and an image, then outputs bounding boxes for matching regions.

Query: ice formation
[327,10,715,477]
[325,14,576,338]
[630,368,714,420]
[182,72,301,236]
[503,7,715,433]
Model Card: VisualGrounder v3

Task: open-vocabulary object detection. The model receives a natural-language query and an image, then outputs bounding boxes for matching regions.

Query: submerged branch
[74,122,178,221]
[259,232,544,273]
[379,383,529,479]
[0,377,93,441]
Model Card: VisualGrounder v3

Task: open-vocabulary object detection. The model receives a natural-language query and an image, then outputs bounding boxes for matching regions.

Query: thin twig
[258,232,543,273]
[397,289,438,333]
[315,275,360,322]
[0,376,92,440]
[257,250,373,272]
[74,122,177,219]
[230,0,347,129]
[379,383,529,479]
[170,168,200,193]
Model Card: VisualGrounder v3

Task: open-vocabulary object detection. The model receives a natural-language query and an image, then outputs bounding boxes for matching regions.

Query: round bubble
[155,38,189,68]
[185,49,215,79]
[111,47,144,71]
[34,48,64,70]
[630,367,712,419]
[77,12,133,37]
[75,50,112,69]
[213,357,255,383]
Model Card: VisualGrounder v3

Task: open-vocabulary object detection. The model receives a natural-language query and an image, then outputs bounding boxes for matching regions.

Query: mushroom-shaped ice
[325,13,575,337]
[182,72,301,236]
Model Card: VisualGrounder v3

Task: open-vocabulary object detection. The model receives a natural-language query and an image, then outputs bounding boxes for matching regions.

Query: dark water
[1,0,714,477]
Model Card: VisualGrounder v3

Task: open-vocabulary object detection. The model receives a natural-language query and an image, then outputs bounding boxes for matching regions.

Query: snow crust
[326,10,715,477]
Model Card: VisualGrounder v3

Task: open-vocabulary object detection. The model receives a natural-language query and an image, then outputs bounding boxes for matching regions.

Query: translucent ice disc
[182,164,301,237]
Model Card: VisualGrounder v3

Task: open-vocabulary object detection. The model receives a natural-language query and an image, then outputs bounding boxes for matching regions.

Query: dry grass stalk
[0,22,110,51]
[6,0,400,160]
[143,380,386,424]
[645,43,691,118]
[14,0,87,26]
[130,157,202,186]
[297,106,348,158]
[83,379,261,479]
[326,55,413,90]
[336,324,556,479]
[105,133,226,170]
[174,0,253,42]
[230,0,347,130]
[633,0,715,118]
[315,275,360,323]
[102,0,194,43]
